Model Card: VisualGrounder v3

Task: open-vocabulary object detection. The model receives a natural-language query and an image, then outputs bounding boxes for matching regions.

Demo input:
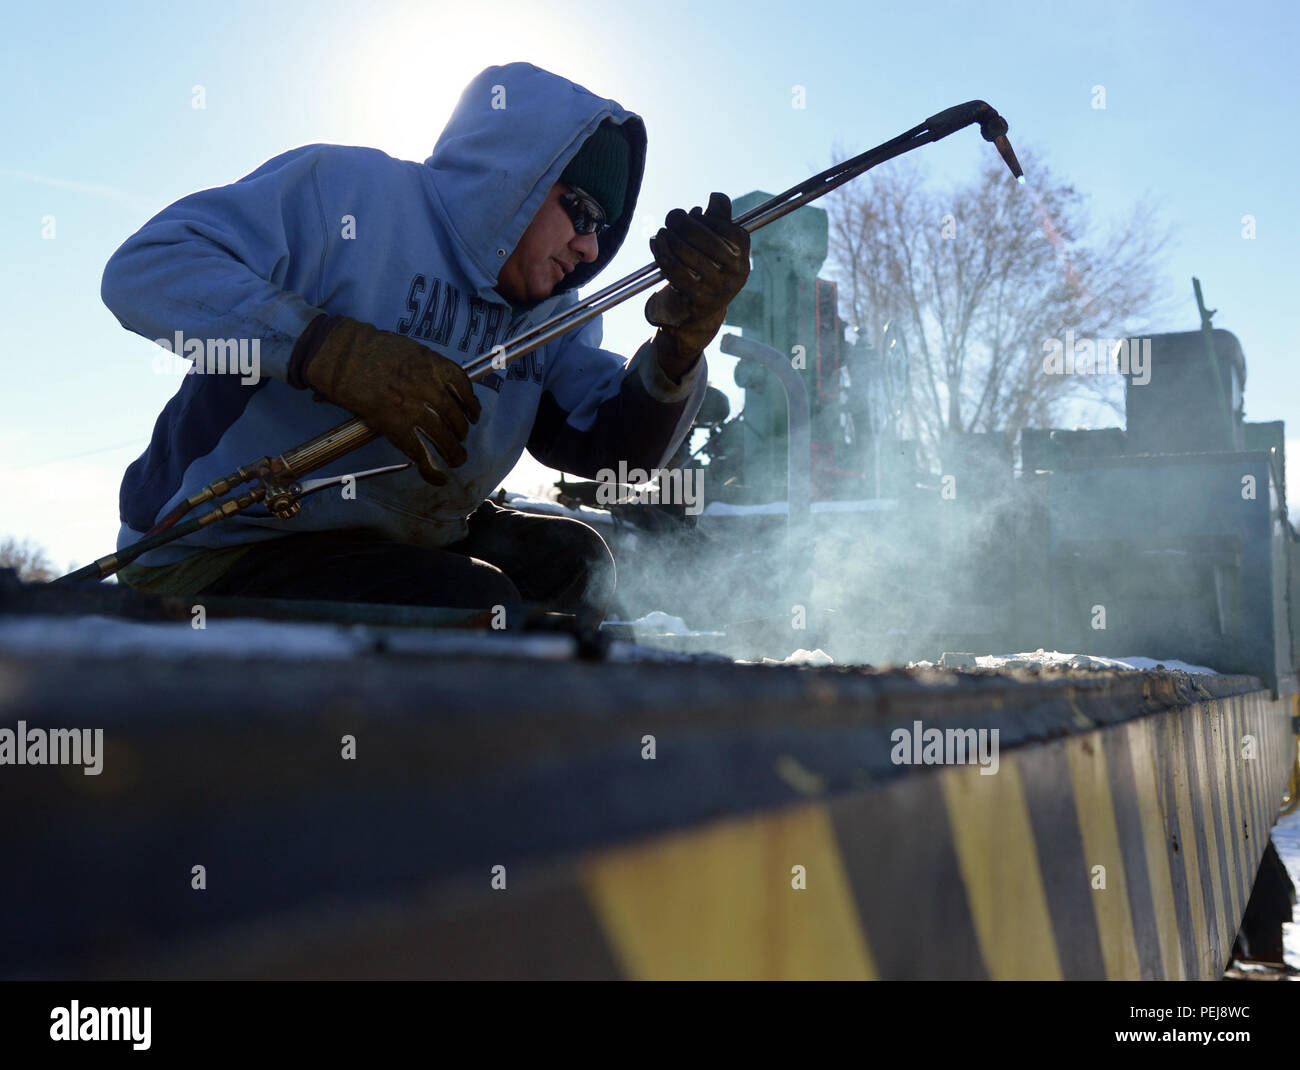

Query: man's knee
[460,504,616,614]
[519,514,616,612]
[406,553,521,610]
[571,522,616,610]
[468,561,523,610]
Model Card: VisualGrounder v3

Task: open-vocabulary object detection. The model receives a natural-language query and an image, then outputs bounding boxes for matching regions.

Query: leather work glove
[293,315,481,486]
[645,192,751,379]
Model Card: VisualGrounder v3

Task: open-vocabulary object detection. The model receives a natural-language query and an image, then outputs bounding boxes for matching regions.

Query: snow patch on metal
[908,648,1219,674]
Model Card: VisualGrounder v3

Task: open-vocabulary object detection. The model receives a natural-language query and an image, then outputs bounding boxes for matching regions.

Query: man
[101,62,749,622]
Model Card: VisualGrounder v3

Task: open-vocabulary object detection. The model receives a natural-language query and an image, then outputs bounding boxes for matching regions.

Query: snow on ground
[909,648,1219,674]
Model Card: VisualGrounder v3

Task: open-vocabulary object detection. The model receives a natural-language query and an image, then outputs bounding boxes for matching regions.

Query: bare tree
[826,149,1171,467]
[0,536,56,582]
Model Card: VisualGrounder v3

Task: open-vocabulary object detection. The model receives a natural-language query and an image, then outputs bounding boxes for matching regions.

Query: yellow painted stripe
[1270,696,1280,805]
[1252,698,1265,843]
[1251,697,1267,852]
[1225,701,1246,927]
[1127,717,1184,980]
[1217,702,1241,922]
[1242,696,1263,868]
[1190,707,1230,968]
[1235,696,1251,867]
[1066,732,1141,979]
[1275,696,1291,811]
[1250,697,1261,839]
[1226,697,1251,907]
[940,756,1062,980]
[580,804,877,980]
[1207,703,1239,932]
[1211,702,1232,936]
[1254,700,1266,850]
[1221,699,1244,908]
[1167,713,1213,979]
[1267,694,1278,806]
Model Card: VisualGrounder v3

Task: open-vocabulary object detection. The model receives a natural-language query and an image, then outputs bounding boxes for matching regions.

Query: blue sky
[1,0,1297,569]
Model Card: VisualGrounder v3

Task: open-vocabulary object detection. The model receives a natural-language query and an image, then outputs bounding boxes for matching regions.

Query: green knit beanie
[560,121,629,225]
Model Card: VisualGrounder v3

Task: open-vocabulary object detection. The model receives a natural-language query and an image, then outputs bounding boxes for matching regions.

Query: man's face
[496,183,601,305]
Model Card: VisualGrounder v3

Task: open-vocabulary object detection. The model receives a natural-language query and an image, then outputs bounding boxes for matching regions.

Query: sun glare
[339,1,621,163]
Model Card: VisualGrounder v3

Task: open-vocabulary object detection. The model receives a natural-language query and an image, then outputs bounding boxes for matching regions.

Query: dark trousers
[199,500,616,620]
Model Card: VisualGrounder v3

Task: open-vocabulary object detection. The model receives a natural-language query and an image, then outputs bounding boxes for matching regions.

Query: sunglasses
[559,186,609,236]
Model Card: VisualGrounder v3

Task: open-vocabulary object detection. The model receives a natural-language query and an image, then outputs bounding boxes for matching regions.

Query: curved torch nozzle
[979,117,1024,181]
[923,101,1024,181]
[975,106,1024,181]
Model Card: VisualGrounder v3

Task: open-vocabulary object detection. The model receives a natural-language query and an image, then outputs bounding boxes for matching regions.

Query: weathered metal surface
[1048,452,1292,693]
[0,647,1292,979]
[0,570,567,632]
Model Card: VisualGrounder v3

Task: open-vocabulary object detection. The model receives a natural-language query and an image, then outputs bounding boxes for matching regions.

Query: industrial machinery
[585,198,1298,707]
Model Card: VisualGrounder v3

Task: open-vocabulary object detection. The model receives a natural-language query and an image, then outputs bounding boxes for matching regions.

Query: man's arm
[526,317,707,478]
[100,147,331,384]
[100,146,478,484]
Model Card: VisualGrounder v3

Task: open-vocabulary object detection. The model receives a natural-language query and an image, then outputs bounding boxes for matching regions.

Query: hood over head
[423,62,647,308]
